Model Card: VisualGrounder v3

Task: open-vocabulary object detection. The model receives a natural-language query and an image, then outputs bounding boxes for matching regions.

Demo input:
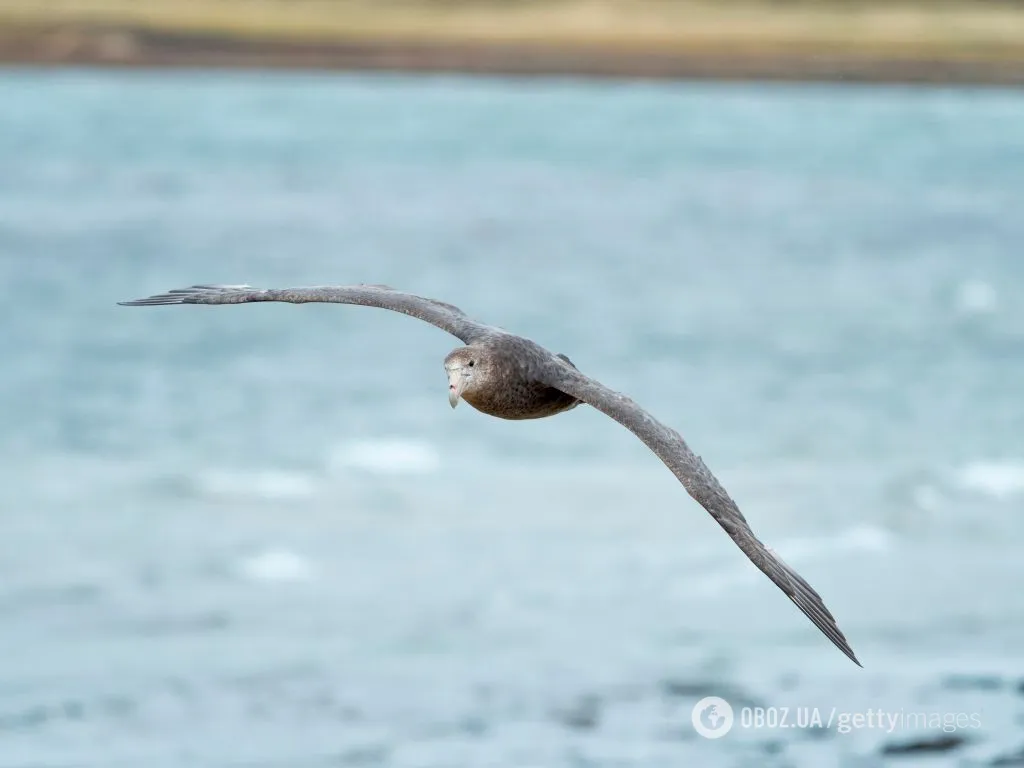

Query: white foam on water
[197,469,320,500]
[329,437,441,475]
[774,524,894,560]
[911,484,944,512]
[237,548,315,583]
[957,460,1024,500]
[683,525,893,599]
[954,279,998,316]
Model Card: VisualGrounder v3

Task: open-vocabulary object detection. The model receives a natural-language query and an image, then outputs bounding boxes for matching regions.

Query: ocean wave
[953,279,998,316]
[772,524,894,560]
[329,438,441,475]
[956,460,1024,500]
[910,483,944,513]
[237,548,315,583]
[195,469,320,501]
[0,694,136,732]
[684,524,892,598]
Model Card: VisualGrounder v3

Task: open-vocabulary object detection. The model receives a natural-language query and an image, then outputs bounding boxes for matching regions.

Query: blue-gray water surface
[1,69,1023,767]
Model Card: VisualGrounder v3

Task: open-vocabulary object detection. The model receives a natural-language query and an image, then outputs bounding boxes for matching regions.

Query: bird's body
[444,338,581,420]
[459,369,580,420]
[120,282,862,667]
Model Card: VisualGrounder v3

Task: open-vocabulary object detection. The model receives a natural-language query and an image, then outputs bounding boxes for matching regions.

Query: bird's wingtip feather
[118,284,256,306]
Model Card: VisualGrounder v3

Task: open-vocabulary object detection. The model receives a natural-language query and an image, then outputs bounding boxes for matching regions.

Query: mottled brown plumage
[443,344,580,420]
[120,282,862,667]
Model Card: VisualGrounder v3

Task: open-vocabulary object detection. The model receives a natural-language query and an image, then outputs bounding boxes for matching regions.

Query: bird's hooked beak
[447,365,469,408]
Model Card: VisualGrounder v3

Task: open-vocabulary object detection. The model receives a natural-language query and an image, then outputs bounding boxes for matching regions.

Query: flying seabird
[120,283,861,666]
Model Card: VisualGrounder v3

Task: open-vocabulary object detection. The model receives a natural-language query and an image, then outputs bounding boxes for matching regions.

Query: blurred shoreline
[3,25,1024,85]
[3,0,1024,85]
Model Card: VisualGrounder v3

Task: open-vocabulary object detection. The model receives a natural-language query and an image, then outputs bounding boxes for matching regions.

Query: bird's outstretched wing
[544,363,861,666]
[119,284,496,344]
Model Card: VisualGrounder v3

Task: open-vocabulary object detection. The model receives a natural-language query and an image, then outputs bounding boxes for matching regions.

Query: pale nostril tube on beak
[447,366,467,408]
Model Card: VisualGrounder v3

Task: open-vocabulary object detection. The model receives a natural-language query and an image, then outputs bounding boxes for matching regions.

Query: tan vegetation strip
[2,0,1024,60]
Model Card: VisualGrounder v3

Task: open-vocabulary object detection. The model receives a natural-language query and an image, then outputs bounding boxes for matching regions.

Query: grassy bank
[3,0,1024,82]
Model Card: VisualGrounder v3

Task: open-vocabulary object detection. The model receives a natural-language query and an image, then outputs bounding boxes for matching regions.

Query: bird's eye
[468,360,475,367]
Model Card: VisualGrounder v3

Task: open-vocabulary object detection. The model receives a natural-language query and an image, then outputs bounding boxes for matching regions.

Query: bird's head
[443,346,491,409]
